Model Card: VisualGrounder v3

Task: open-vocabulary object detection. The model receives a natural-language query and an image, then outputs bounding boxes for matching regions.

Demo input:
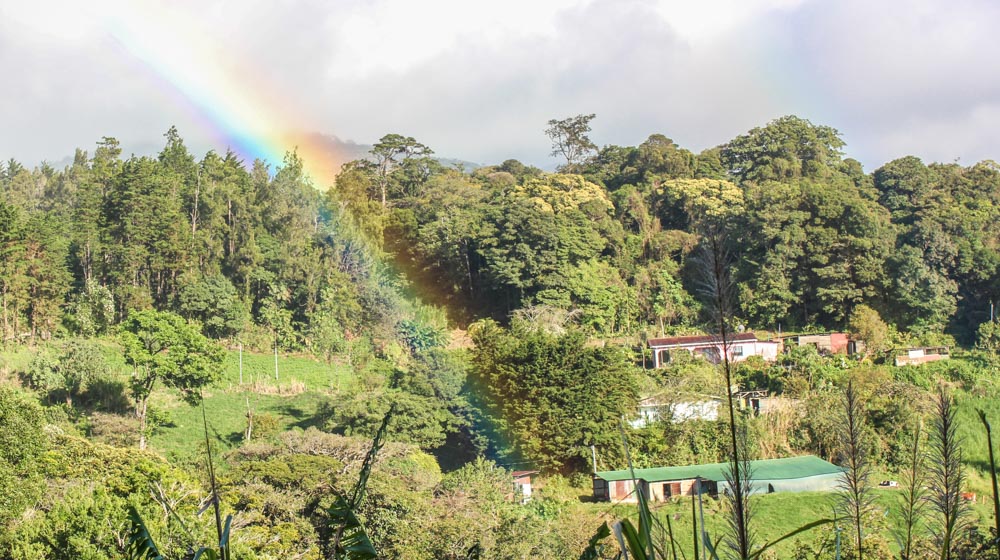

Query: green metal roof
[595,455,843,483]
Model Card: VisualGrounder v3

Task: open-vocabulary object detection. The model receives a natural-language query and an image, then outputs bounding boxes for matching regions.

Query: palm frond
[749,518,834,559]
[579,522,612,560]
[125,506,165,560]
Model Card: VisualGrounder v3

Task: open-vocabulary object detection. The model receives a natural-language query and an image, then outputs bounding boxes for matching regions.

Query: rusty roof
[648,332,764,347]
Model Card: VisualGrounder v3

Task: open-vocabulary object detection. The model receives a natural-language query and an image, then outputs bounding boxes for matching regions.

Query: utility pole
[591,445,598,473]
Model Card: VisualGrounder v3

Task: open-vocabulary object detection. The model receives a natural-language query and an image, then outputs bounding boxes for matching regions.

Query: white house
[630,396,722,427]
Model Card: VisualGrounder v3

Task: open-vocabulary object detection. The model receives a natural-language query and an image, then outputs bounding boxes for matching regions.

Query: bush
[0,387,46,524]
[86,412,139,447]
[251,411,282,440]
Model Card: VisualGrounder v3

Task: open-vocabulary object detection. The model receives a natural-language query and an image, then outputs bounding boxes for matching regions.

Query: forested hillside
[4,116,999,348]
[3,115,1000,558]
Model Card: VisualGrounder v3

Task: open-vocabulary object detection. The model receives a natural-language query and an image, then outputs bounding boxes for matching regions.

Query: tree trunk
[138,397,148,450]
[191,176,200,234]
[1,290,8,341]
[245,396,253,441]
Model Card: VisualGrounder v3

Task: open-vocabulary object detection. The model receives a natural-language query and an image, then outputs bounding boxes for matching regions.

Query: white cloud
[0,0,998,172]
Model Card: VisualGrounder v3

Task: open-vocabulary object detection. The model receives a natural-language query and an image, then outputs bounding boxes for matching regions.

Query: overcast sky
[2,0,999,174]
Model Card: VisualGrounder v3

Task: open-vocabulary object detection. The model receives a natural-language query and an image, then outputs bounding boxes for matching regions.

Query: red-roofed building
[511,470,539,504]
[649,332,781,367]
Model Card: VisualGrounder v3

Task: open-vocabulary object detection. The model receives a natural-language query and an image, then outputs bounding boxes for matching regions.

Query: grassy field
[574,488,995,559]
[150,348,355,460]
[216,348,355,391]
[0,341,354,461]
[147,388,330,460]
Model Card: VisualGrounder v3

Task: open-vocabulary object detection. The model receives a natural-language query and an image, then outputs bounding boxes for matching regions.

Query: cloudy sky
[2,0,999,177]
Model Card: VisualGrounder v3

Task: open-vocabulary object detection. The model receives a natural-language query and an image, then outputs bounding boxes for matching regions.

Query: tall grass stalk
[896,421,926,560]
[620,419,656,558]
[836,380,874,560]
[692,493,700,560]
[928,386,967,560]
[328,405,394,560]
[200,397,228,560]
[697,230,754,560]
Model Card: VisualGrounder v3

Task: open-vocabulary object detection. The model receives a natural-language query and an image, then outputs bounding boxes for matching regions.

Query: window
[696,347,721,363]
[731,345,744,357]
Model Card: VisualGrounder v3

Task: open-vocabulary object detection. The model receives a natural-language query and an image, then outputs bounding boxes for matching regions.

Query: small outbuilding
[630,395,722,427]
[783,332,865,355]
[592,455,844,503]
[511,470,539,504]
[895,346,949,366]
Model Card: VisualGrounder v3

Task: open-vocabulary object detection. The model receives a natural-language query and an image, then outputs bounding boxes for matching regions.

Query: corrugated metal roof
[594,455,843,483]
[648,332,764,347]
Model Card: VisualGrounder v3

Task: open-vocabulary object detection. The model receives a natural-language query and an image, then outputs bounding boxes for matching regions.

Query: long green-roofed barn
[592,455,844,503]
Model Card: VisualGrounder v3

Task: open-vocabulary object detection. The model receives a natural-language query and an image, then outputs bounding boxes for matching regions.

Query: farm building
[630,389,775,427]
[784,332,863,356]
[648,332,781,367]
[592,455,843,503]
[895,346,949,366]
[629,395,722,427]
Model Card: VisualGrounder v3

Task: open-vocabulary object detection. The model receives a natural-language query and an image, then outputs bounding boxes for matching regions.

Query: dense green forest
[3,115,1000,558]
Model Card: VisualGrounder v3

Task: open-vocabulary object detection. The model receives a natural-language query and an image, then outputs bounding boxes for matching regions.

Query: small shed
[511,470,539,504]
[895,347,949,366]
[784,332,865,356]
[593,455,843,503]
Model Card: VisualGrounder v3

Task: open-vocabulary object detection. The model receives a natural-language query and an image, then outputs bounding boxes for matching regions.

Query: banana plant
[327,405,395,560]
[125,505,234,560]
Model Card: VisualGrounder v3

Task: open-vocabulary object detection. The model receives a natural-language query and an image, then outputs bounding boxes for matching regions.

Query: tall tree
[720,115,845,183]
[120,309,224,449]
[0,199,27,341]
[545,114,598,172]
[368,134,433,207]
[469,319,638,472]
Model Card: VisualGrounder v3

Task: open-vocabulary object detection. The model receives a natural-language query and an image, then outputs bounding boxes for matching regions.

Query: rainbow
[105,3,348,188]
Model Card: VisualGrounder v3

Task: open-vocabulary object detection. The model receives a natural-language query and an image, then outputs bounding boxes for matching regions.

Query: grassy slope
[148,349,355,460]
[0,342,355,461]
